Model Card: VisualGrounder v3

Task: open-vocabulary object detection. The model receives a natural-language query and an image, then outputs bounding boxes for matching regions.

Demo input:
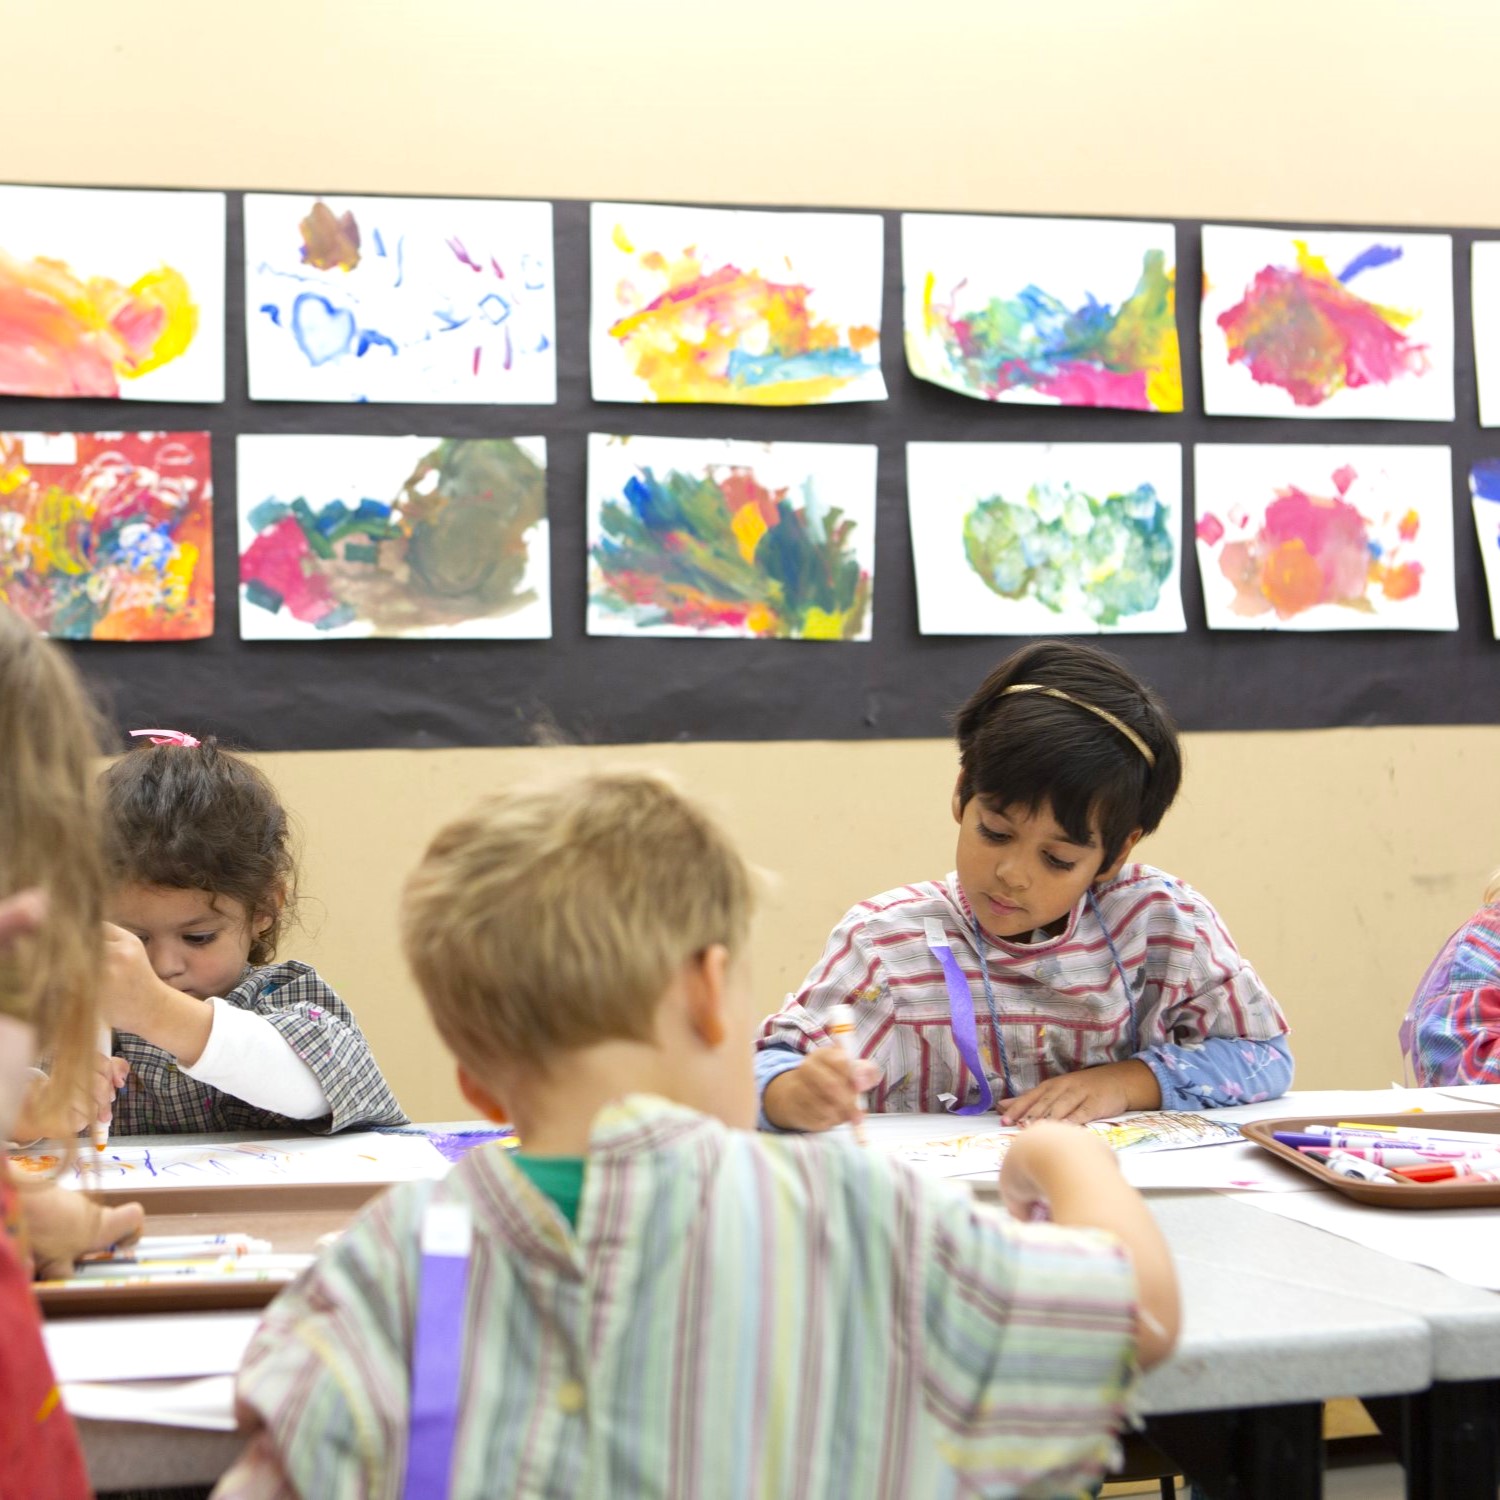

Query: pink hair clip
[129,728,201,748]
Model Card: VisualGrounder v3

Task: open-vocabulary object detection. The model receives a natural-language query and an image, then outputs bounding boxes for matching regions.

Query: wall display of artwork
[1470,243,1500,429]
[1200,225,1455,422]
[1470,461,1500,639]
[906,442,1185,635]
[244,194,556,404]
[0,184,226,403]
[586,433,877,640]
[589,202,886,406]
[1194,444,1456,631]
[902,214,1181,412]
[0,430,214,640]
[237,434,549,640]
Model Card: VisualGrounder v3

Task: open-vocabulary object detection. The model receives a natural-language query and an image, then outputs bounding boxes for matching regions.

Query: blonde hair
[1485,868,1500,907]
[402,769,752,1071]
[0,604,109,1134]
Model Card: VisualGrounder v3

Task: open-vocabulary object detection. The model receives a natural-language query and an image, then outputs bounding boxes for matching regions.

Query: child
[758,641,1292,1131]
[213,770,1178,1500]
[1401,869,1500,1085]
[97,732,406,1133]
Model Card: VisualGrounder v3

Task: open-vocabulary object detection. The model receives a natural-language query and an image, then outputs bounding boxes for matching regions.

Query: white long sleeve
[180,996,330,1121]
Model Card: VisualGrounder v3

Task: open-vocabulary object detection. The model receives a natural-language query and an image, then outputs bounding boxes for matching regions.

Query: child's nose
[150,943,187,982]
[993,848,1030,890]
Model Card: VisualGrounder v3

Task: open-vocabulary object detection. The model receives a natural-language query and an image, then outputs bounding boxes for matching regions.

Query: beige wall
[7,0,1498,1116]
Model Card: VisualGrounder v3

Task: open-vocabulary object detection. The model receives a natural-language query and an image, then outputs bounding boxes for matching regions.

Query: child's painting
[1194,444,1457,631]
[0,185,225,403]
[589,203,886,406]
[237,434,549,640]
[0,431,214,640]
[902,214,1182,412]
[587,433,876,640]
[1469,461,1500,638]
[245,194,555,404]
[1200,225,1455,421]
[1470,243,1500,428]
[906,442,1186,636]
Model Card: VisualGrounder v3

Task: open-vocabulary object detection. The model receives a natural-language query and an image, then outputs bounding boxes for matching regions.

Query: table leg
[1365,1380,1500,1500]
[1143,1403,1323,1500]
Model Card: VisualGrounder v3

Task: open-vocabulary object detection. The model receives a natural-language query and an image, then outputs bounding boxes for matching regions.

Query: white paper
[1201,225,1454,421]
[245,193,555,404]
[0,184,225,403]
[236,434,549,641]
[45,1312,258,1383]
[590,202,886,405]
[61,1375,238,1430]
[1470,476,1500,639]
[12,1131,448,1191]
[1194,444,1457,631]
[586,433,877,641]
[906,442,1186,636]
[1118,1141,1316,1193]
[1471,242,1500,427]
[901,213,1181,411]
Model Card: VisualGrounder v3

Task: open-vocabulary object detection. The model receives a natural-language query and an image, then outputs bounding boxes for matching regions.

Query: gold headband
[1001,684,1157,769]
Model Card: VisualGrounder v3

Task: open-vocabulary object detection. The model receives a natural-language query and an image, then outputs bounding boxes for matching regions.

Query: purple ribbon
[401,1202,472,1500]
[926,918,993,1116]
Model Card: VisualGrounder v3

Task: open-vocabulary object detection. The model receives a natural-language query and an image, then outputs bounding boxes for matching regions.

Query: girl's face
[108,884,270,1001]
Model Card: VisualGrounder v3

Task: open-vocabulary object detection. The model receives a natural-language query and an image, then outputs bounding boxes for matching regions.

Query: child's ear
[457,1066,510,1125]
[683,943,731,1050]
[1095,829,1144,884]
[251,882,288,937]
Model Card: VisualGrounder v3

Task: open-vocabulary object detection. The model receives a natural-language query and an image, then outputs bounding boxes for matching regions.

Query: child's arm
[1405,916,1500,1086]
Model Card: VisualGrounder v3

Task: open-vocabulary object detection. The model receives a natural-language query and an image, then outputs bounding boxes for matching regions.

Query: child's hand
[16,1180,145,1280]
[999,1059,1161,1126]
[11,1053,129,1141]
[1000,1119,1115,1221]
[100,922,177,1035]
[762,1048,882,1132]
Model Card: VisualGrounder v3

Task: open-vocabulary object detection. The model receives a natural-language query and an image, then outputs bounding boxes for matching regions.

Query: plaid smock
[1403,904,1500,1085]
[111,960,407,1134]
[212,1095,1139,1500]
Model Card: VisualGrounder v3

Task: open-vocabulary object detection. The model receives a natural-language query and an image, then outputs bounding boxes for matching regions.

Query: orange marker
[828,1004,868,1146]
[92,1025,112,1156]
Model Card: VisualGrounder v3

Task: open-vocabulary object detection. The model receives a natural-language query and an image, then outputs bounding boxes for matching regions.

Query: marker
[1320,1150,1401,1184]
[1391,1161,1500,1184]
[1295,1127,1500,1153]
[70,1252,313,1278]
[1299,1142,1500,1168]
[78,1236,271,1265]
[827,1004,868,1145]
[92,1024,112,1157]
[1329,1122,1500,1147]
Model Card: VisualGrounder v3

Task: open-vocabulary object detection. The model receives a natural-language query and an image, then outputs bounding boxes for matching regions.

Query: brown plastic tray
[1242,1110,1500,1209]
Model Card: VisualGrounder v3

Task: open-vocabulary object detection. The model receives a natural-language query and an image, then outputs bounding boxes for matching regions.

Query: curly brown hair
[100,738,298,963]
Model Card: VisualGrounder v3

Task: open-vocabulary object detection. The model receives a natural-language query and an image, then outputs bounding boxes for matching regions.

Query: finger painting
[1200,225,1454,421]
[1470,243,1500,428]
[245,194,555,404]
[906,442,1185,636]
[0,185,225,402]
[902,214,1182,412]
[1194,444,1456,631]
[589,202,886,405]
[0,431,214,641]
[237,434,549,640]
[587,433,876,640]
[1469,461,1500,638]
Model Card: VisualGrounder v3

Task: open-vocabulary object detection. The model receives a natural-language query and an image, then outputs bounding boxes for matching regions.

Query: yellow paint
[32,486,91,575]
[126,265,199,376]
[745,603,777,634]
[33,1385,60,1424]
[800,607,846,640]
[730,500,768,563]
[922,269,937,335]
[611,223,634,254]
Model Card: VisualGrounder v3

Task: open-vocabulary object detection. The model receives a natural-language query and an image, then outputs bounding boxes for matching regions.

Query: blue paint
[291,293,356,366]
[1471,459,1500,502]
[355,498,393,525]
[536,334,551,352]
[1337,244,1403,283]
[1367,539,1384,559]
[355,329,398,357]
[394,236,405,288]
[479,292,512,325]
[726,346,872,388]
[315,602,358,631]
[434,310,469,332]
[522,255,546,290]
[143,1149,157,1177]
[260,303,282,326]
[374,228,387,257]
[315,499,350,536]
[247,499,289,531]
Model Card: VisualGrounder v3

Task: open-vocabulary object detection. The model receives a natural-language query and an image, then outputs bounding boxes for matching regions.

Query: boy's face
[952,791,1131,942]
[109,884,266,1002]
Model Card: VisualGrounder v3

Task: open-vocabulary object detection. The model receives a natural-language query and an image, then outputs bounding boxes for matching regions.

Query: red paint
[239,516,339,624]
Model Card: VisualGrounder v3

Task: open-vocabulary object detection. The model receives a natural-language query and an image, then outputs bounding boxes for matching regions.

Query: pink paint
[1196,513,1225,546]
[1332,465,1357,495]
[446,237,484,273]
[1033,365,1150,410]
[239,516,339,624]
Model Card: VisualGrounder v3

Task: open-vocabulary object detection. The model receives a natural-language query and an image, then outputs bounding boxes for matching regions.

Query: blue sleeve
[753,1044,807,1132]
[1137,1033,1294,1110]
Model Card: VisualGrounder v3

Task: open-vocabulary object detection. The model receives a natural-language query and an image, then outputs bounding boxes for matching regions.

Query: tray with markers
[1242,1110,1500,1209]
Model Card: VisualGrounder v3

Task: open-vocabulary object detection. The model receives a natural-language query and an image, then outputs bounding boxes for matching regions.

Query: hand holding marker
[827,1004,867,1145]
[92,1024,112,1162]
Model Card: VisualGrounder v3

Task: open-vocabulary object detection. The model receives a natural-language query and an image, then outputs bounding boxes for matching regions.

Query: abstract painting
[1194,444,1456,631]
[589,202,886,405]
[237,435,548,640]
[1200,225,1454,421]
[0,185,225,402]
[906,442,1185,635]
[587,433,876,640]
[902,214,1182,412]
[1470,461,1500,638]
[0,431,213,640]
[1470,243,1500,427]
[245,194,555,403]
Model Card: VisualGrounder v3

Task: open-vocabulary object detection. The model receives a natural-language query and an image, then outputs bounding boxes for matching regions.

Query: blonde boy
[214,771,1178,1500]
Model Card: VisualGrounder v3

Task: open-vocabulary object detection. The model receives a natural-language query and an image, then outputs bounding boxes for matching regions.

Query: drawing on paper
[1469,460,1500,638]
[0,184,226,402]
[0,431,214,640]
[1194,444,1457,631]
[237,435,549,640]
[1470,242,1500,428]
[1088,1112,1240,1153]
[589,203,886,405]
[1200,226,1454,421]
[587,434,877,640]
[906,442,1185,636]
[245,194,556,403]
[902,214,1181,411]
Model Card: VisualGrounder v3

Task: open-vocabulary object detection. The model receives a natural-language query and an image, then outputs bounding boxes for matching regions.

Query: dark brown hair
[954,641,1183,868]
[100,738,297,963]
